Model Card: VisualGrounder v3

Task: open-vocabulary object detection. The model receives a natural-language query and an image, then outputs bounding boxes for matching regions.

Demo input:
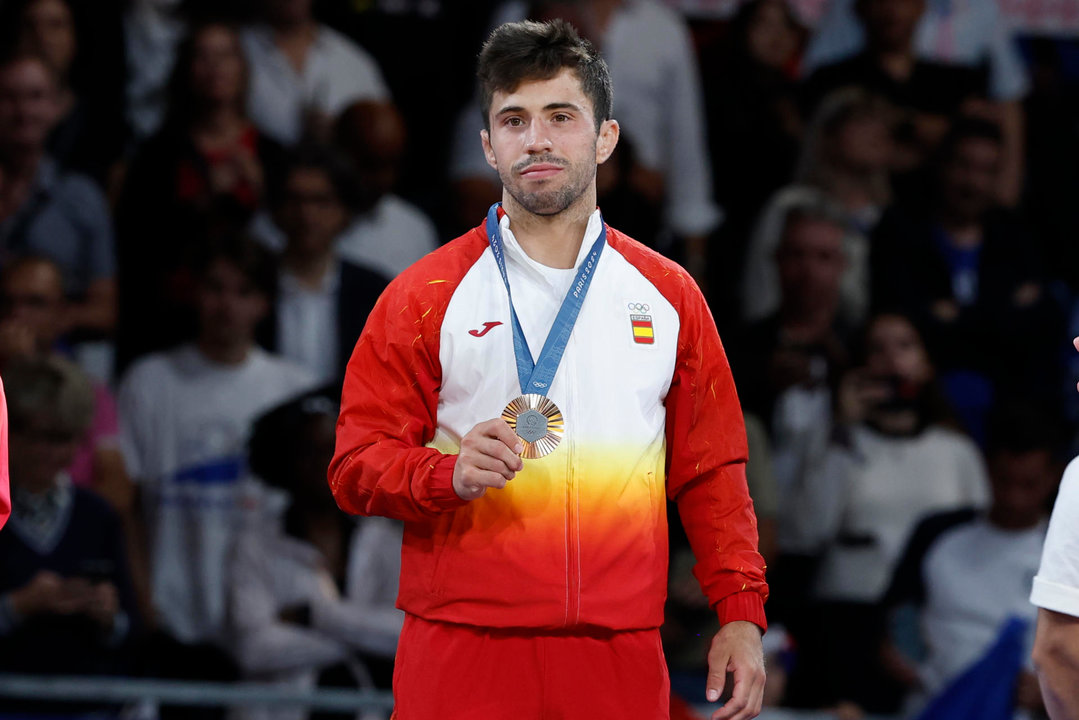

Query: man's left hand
[705,620,765,720]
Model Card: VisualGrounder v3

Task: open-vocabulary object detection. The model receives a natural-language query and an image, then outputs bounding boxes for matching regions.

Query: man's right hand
[452,419,524,500]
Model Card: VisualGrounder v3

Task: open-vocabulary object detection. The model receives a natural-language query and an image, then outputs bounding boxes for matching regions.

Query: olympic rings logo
[627,302,650,312]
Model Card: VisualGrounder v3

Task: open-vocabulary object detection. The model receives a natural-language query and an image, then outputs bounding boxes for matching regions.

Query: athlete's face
[481,69,618,217]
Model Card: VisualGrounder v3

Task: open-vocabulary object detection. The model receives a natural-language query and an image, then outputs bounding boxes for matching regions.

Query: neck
[0,148,43,181]
[272,18,315,41]
[988,508,1044,532]
[937,211,983,245]
[196,338,250,365]
[193,105,245,138]
[283,249,334,288]
[502,189,597,269]
[874,48,916,81]
[780,300,837,338]
[869,408,920,436]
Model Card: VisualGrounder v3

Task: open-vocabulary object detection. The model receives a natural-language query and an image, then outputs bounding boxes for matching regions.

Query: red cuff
[420,454,469,513]
[715,591,767,633]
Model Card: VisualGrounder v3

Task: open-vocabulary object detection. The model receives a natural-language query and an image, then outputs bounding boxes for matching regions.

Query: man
[1031,344,1079,720]
[330,20,767,720]
[0,356,136,715]
[802,0,1028,206]
[118,237,314,716]
[882,404,1057,715]
[331,99,440,280]
[240,0,389,145]
[871,117,1057,435]
[0,53,115,337]
[448,1,721,284]
[258,146,388,386]
[801,0,986,172]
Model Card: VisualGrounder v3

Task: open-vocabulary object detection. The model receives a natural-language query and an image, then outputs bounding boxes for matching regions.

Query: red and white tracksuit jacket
[329,211,768,632]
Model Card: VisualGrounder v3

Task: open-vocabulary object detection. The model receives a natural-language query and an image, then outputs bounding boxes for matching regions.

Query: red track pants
[391,614,671,719]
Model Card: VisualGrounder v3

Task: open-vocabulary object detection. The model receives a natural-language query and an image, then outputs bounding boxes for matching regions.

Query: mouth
[518,163,565,180]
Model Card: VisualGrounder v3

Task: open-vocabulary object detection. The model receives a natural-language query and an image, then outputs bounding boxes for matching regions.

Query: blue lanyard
[486,203,606,396]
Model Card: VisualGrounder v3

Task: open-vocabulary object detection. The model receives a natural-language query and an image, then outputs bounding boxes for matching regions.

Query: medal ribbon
[486,202,606,396]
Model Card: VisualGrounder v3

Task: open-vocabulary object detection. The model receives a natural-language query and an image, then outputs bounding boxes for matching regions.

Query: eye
[552,113,571,122]
[504,116,524,127]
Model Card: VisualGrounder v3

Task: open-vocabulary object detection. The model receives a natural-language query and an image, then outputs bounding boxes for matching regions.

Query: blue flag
[915,616,1029,720]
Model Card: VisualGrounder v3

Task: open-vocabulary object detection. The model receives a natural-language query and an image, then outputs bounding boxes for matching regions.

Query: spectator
[801,0,987,175]
[0,52,116,339]
[116,19,286,372]
[229,388,403,720]
[240,0,390,146]
[448,0,721,280]
[118,236,314,710]
[871,117,1060,438]
[782,311,989,712]
[0,355,137,715]
[731,192,853,508]
[255,147,388,386]
[0,255,128,512]
[1031,451,1079,720]
[702,0,803,258]
[741,88,895,326]
[802,0,1028,205]
[5,0,127,185]
[881,403,1059,716]
[331,100,440,280]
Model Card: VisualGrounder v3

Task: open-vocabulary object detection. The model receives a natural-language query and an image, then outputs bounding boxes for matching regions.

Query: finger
[713,657,766,720]
[468,450,521,480]
[486,420,526,457]
[470,437,525,475]
[705,653,730,704]
[460,470,511,494]
[1073,336,1079,352]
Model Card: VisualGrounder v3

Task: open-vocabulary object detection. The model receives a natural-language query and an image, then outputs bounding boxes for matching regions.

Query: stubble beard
[501,151,596,217]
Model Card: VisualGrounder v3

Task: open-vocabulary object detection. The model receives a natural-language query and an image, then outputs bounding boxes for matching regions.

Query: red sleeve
[607,229,768,629]
[648,253,768,630]
[328,230,487,522]
[0,378,9,530]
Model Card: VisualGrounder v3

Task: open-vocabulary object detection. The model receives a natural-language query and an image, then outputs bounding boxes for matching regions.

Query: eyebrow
[494,102,583,116]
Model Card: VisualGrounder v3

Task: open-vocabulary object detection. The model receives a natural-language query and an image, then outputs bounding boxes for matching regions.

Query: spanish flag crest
[630,314,654,344]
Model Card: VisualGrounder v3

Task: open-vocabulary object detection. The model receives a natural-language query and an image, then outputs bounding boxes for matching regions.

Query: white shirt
[789,424,990,602]
[249,194,436,281]
[124,0,186,139]
[229,518,403,720]
[277,265,340,386]
[336,195,441,280]
[450,0,722,238]
[241,24,390,145]
[920,517,1044,694]
[741,185,871,326]
[1031,457,1079,617]
[802,0,1029,101]
[118,344,316,643]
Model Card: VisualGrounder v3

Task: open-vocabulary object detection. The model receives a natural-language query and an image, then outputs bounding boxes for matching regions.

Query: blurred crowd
[1,0,1078,718]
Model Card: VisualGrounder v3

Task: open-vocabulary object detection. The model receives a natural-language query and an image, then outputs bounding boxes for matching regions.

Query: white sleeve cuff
[1031,575,1079,617]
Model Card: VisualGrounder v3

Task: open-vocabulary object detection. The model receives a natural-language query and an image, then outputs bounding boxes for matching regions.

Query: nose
[523,122,552,153]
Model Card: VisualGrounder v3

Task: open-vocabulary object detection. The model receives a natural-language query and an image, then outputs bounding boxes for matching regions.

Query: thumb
[706,654,732,703]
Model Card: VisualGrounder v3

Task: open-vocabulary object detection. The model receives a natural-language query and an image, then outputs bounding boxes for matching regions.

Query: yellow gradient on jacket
[427,436,667,540]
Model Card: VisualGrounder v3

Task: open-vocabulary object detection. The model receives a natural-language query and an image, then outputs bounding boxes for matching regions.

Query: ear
[595,119,620,165]
[481,128,498,171]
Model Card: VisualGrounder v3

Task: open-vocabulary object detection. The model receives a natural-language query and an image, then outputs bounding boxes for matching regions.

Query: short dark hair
[4,355,94,439]
[268,143,361,213]
[985,400,1065,459]
[477,19,612,131]
[191,234,276,299]
[936,116,1004,166]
